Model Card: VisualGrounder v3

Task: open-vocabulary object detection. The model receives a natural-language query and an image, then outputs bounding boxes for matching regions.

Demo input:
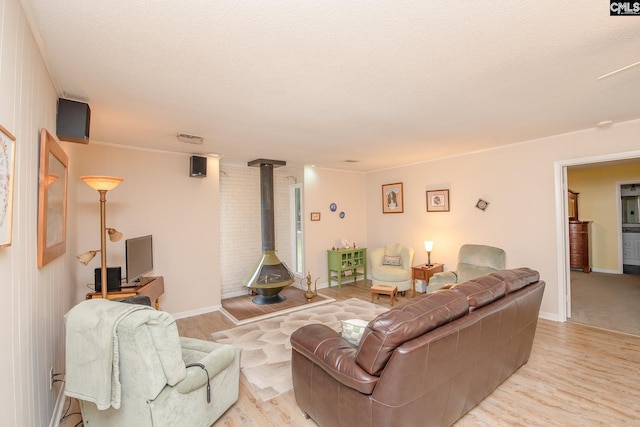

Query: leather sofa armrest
[174,337,237,394]
[291,324,379,394]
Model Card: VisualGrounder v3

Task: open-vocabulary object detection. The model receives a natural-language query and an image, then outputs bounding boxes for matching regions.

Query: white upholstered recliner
[427,244,506,293]
[65,299,241,427]
[370,243,415,294]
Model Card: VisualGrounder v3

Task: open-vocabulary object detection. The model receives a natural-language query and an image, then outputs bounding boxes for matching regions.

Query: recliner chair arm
[174,337,237,394]
[427,271,458,292]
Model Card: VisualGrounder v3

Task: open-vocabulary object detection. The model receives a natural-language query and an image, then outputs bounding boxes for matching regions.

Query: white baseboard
[539,311,561,322]
[49,385,66,427]
[171,304,221,320]
[316,281,330,290]
[221,289,251,299]
[591,267,621,274]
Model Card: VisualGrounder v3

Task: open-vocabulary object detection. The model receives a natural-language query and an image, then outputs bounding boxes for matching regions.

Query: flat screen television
[125,235,153,286]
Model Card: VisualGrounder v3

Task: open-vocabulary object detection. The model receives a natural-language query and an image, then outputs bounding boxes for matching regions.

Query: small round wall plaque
[476,199,489,211]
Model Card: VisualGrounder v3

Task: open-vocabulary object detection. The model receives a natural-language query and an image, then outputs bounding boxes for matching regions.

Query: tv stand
[134,276,156,286]
[86,276,165,309]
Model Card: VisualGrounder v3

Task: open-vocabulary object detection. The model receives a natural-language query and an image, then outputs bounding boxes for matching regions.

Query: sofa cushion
[449,268,540,310]
[491,268,540,293]
[449,275,506,311]
[355,292,469,376]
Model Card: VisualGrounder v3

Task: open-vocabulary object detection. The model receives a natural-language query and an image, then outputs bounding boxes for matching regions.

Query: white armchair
[65,299,241,427]
[370,243,415,294]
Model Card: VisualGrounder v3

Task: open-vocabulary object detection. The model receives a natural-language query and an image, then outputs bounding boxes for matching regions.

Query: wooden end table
[411,264,444,297]
[370,284,398,306]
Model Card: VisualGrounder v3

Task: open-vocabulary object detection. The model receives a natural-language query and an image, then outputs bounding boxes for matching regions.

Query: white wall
[365,119,640,319]
[65,143,221,316]
[219,165,261,296]
[303,166,368,285]
[0,0,69,425]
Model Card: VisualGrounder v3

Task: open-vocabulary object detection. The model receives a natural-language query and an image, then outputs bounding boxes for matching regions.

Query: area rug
[211,298,388,401]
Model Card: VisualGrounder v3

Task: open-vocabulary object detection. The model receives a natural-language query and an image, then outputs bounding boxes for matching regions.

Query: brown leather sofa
[290,268,545,427]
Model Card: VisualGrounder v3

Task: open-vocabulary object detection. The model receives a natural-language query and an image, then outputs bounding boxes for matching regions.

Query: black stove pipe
[260,163,275,252]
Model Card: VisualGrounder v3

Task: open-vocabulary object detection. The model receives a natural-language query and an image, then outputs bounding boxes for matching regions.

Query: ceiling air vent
[177,133,203,144]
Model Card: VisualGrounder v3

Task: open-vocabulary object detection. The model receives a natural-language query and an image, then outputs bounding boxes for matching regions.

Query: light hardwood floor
[60,281,640,426]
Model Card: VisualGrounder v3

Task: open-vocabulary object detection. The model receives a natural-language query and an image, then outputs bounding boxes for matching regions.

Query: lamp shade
[46,174,60,186]
[424,241,434,252]
[81,176,123,191]
[76,250,98,265]
[107,228,124,242]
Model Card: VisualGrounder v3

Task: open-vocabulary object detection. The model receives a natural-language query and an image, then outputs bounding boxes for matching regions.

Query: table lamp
[424,241,434,267]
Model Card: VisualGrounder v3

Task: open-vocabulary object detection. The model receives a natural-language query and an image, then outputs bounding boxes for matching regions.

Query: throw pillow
[384,243,401,256]
[383,255,401,266]
[341,319,369,346]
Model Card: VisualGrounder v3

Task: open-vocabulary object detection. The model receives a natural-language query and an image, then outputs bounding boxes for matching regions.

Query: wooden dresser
[569,220,591,273]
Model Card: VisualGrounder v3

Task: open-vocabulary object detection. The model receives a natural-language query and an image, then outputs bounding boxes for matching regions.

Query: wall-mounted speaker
[190,156,207,177]
[94,266,122,292]
[56,98,91,144]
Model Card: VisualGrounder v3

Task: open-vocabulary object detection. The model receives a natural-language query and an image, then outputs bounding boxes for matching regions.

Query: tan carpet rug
[211,298,388,401]
[570,271,640,336]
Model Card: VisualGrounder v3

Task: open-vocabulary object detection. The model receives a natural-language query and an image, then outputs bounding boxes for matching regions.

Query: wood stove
[243,159,295,304]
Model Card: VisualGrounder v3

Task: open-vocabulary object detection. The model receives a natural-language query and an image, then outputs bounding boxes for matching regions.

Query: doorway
[290,183,304,276]
[555,152,640,323]
[621,182,640,275]
[558,156,640,335]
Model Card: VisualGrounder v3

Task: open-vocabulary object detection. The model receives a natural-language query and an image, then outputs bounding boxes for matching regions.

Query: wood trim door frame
[554,150,640,322]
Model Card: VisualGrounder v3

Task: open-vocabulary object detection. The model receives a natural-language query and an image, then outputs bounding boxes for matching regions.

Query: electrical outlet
[49,367,54,390]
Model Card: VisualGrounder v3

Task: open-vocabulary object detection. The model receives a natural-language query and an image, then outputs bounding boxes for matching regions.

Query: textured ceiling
[20,1,640,171]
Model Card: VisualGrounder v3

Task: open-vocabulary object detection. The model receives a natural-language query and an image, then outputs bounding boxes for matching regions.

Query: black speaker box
[95,267,122,292]
[56,98,91,144]
[190,155,207,177]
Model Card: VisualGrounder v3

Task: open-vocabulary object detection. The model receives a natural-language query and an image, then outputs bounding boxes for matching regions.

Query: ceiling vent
[177,133,203,144]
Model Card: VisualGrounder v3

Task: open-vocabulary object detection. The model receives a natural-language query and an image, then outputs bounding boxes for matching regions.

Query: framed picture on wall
[37,129,69,267]
[382,182,404,213]
[0,124,16,248]
[426,189,450,212]
[310,212,321,221]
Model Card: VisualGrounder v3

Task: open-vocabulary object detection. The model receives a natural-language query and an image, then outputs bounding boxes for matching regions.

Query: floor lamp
[78,176,123,299]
